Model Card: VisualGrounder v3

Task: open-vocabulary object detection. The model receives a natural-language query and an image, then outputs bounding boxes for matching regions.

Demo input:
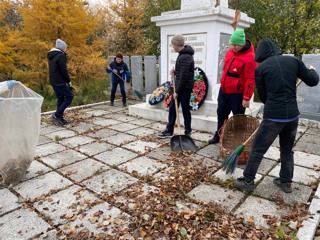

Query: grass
[33,78,110,112]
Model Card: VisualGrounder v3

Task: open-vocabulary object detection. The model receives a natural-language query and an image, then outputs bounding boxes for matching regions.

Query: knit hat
[56,39,67,50]
[229,28,246,46]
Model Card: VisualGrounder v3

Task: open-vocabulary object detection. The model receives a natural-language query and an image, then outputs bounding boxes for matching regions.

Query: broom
[222,79,304,174]
[112,71,144,100]
[222,128,259,174]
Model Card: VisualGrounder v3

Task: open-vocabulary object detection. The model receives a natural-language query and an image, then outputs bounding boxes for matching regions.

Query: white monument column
[129,0,255,132]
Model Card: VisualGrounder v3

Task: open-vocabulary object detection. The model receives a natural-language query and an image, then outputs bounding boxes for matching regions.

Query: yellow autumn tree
[10,0,106,90]
[107,0,148,55]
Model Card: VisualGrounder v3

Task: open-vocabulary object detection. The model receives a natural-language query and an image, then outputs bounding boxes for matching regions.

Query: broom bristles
[134,90,144,100]
[222,144,245,174]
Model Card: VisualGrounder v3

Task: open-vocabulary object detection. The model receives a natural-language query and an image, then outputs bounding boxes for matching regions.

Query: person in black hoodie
[107,53,130,107]
[235,39,319,193]
[48,39,73,126]
[159,35,195,138]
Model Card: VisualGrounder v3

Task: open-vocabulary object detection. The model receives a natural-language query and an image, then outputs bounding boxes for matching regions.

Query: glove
[112,69,118,74]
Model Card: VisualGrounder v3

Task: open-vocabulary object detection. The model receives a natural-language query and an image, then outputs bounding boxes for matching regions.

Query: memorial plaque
[217,33,231,83]
[168,33,207,79]
[297,55,320,121]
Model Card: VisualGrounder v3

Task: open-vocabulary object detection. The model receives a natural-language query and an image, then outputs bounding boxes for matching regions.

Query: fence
[107,56,160,95]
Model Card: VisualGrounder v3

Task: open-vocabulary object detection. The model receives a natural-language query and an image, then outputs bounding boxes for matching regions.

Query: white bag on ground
[0,80,43,185]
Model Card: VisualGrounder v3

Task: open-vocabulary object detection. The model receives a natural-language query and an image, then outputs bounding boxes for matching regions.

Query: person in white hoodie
[47,39,73,125]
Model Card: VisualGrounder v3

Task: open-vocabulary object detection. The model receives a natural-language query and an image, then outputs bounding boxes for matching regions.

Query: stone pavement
[1,100,320,239]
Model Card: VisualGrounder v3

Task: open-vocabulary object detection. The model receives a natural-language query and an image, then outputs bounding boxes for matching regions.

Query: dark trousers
[217,89,245,131]
[167,89,192,133]
[111,78,126,104]
[53,84,74,118]
[244,119,298,183]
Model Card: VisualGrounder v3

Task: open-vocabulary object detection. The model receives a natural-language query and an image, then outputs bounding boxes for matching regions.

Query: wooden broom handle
[171,73,182,135]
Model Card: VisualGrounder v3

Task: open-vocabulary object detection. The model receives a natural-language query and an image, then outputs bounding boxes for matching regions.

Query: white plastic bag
[0,80,43,185]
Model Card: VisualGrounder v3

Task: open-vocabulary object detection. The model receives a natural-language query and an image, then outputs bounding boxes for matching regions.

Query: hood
[48,48,64,60]
[179,45,194,56]
[239,40,253,53]
[255,39,281,63]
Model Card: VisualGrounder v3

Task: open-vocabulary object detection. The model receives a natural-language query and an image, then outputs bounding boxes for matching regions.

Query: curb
[297,183,320,240]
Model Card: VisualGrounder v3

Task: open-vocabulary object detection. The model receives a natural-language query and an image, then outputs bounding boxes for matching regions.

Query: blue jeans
[243,119,298,183]
[52,84,74,118]
[167,88,192,134]
[111,78,126,104]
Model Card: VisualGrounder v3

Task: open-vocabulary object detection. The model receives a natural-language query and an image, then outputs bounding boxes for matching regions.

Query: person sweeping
[235,39,319,193]
[208,28,256,144]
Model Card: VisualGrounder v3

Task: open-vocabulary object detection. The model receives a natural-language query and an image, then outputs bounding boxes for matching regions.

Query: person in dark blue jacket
[107,53,130,107]
[235,39,319,194]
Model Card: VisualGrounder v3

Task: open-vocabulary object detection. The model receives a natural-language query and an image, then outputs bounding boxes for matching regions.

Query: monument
[129,0,255,132]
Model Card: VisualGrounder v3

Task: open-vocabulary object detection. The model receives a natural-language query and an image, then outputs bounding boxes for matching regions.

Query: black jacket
[175,45,195,93]
[255,39,319,119]
[48,48,70,86]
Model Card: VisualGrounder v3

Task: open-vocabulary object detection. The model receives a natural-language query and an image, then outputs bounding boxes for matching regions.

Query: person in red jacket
[209,28,256,144]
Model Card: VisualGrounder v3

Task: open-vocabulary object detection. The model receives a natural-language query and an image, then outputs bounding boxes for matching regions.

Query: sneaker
[235,177,255,192]
[158,130,173,139]
[61,117,70,125]
[110,102,114,106]
[208,132,220,144]
[273,178,292,193]
[123,103,127,107]
[52,113,64,126]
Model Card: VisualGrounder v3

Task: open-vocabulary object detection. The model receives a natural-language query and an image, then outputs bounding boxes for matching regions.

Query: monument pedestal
[129,1,255,132]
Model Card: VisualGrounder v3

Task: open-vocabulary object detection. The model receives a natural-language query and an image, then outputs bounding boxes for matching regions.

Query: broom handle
[243,79,303,146]
[172,73,182,135]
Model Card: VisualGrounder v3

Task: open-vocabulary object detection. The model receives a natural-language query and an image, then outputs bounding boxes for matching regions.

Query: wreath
[148,81,173,105]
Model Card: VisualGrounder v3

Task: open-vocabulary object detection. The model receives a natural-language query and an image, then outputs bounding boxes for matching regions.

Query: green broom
[112,71,144,100]
[222,127,259,174]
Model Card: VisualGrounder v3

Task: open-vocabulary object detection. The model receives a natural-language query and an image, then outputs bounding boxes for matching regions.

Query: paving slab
[254,176,313,205]
[294,134,320,155]
[69,122,97,134]
[91,117,122,127]
[197,144,221,160]
[23,160,51,181]
[60,202,131,236]
[237,158,277,175]
[294,151,320,169]
[40,125,64,135]
[188,183,244,212]
[123,140,160,154]
[76,142,114,157]
[41,149,87,169]
[88,128,118,140]
[85,109,110,117]
[191,132,213,142]
[264,146,280,160]
[83,169,139,195]
[34,185,99,225]
[0,208,50,240]
[60,136,95,148]
[105,106,124,113]
[36,143,66,157]
[95,148,138,166]
[111,114,137,122]
[105,133,137,146]
[147,146,172,162]
[126,127,156,137]
[148,122,167,132]
[59,159,109,182]
[235,196,286,228]
[38,230,59,240]
[109,123,139,132]
[269,164,319,186]
[14,172,72,200]
[119,157,168,176]
[46,129,77,140]
[132,118,154,127]
[213,168,262,183]
[0,189,21,216]
[38,136,52,146]
[152,167,176,182]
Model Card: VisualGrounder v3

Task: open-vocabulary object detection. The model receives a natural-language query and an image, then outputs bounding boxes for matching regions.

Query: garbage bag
[0,80,43,186]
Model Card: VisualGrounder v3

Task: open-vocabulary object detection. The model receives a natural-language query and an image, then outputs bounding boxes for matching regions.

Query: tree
[143,0,181,55]
[9,0,106,89]
[229,0,320,56]
[107,0,147,55]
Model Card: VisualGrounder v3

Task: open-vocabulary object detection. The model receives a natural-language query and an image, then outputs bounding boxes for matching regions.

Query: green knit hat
[229,28,246,46]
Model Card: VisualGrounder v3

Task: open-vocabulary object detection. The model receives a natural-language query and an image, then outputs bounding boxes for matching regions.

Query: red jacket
[220,40,256,101]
